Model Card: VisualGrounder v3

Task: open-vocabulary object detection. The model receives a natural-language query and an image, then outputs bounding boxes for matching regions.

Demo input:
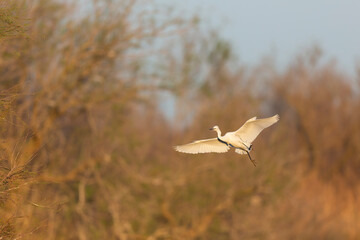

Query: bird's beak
[209,127,213,131]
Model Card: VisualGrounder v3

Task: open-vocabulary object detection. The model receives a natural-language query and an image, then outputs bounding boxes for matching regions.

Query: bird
[174,114,279,166]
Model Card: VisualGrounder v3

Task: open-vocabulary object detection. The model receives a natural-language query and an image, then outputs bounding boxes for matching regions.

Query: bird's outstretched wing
[235,114,279,144]
[174,138,230,154]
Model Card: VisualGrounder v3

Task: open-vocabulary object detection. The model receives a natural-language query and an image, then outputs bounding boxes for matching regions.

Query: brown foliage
[1,0,360,239]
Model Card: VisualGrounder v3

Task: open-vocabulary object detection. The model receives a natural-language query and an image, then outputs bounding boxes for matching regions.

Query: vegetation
[0,0,26,39]
[1,0,360,239]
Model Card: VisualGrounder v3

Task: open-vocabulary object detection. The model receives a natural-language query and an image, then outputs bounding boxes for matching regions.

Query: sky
[157,0,360,75]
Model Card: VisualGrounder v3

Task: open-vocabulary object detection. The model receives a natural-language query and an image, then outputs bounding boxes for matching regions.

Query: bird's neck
[215,129,222,138]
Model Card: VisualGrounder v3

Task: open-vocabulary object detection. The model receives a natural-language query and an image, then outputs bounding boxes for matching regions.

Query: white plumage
[174,138,230,154]
[174,114,279,166]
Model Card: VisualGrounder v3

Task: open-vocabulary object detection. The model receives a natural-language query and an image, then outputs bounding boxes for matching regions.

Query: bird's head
[209,125,219,131]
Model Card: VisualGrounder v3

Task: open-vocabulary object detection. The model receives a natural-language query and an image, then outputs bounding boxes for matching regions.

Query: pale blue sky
[158,0,360,74]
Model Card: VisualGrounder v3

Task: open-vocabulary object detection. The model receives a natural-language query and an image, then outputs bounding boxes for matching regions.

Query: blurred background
[1,0,360,239]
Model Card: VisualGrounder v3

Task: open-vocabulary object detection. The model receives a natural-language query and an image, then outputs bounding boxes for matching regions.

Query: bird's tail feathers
[235,149,247,155]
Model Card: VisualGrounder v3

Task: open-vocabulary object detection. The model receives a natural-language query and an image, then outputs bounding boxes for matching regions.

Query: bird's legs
[235,147,256,167]
[244,144,256,166]
[246,151,256,167]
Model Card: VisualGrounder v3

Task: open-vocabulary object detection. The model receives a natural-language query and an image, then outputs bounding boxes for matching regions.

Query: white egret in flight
[174,114,279,166]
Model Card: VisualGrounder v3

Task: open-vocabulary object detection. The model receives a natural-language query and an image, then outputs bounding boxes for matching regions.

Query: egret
[174,114,279,166]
